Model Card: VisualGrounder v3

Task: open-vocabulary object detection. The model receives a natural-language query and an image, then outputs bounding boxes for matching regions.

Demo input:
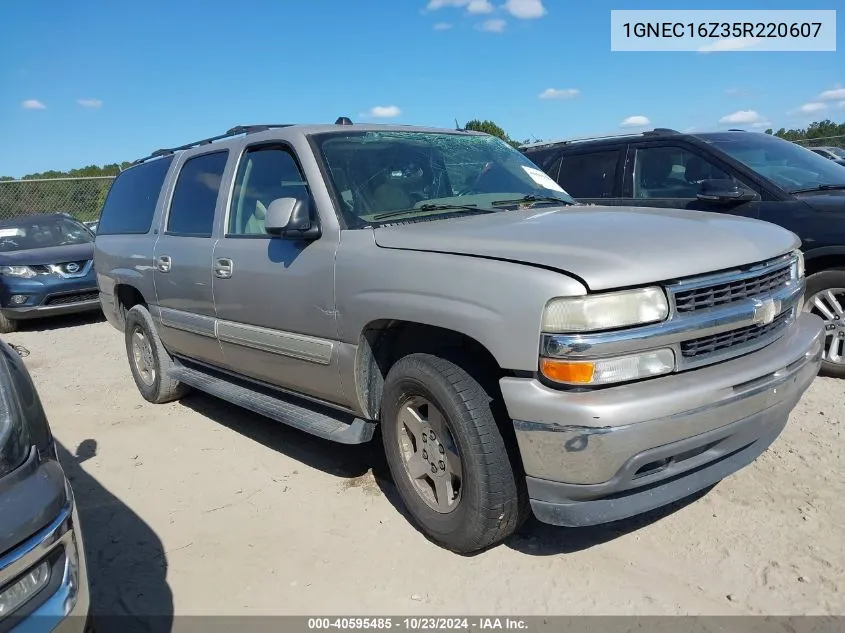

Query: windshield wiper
[490,195,574,207]
[372,203,495,222]
[790,183,845,194]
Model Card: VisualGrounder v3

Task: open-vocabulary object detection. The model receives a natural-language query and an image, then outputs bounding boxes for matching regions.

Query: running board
[168,365,376,445]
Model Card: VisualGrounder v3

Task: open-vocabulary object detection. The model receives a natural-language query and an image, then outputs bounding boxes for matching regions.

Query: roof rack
[131,124,295,166]
[520,128,680,150]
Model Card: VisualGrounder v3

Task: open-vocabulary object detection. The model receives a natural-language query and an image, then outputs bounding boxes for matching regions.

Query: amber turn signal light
[539,358,595,384]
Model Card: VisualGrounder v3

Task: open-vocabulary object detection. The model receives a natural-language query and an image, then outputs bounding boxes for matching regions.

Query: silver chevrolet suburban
[93,120,825,554]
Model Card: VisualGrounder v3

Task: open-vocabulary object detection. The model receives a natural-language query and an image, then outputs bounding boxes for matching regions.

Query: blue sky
[0,0,842,177]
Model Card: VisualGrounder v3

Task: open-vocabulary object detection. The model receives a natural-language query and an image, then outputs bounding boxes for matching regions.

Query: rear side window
[97,156,174,235]
[557,150,621,199]
[166,151,229,237]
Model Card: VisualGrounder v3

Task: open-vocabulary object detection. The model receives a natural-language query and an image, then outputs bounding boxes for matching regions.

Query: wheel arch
[354,319,509,423]
[804,246,845,277]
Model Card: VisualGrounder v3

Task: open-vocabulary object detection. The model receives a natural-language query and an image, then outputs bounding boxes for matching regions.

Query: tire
[124,304,191,403]
[0,311,18,334]
[381,353,526,554]
[803,269,845,379]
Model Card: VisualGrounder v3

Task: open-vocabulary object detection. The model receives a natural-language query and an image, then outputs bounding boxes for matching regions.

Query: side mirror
[696,179,756,203]
[264,197,320,239]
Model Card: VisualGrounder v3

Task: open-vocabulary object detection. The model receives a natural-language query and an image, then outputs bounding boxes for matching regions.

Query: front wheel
[380,353,526,554]
[803,269,845,378]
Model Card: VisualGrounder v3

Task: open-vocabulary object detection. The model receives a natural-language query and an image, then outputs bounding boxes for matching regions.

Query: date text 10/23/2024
[307,618,528,631]
[610,9,836,52]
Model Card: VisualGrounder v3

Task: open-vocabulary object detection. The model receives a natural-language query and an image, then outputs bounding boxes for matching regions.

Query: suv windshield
[0,215,93,253]
[701,133,845,193]
[822,146,845,158]
[313,130,575,227]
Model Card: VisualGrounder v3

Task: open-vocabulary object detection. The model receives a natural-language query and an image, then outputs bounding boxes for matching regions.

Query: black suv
[522,129,845,377]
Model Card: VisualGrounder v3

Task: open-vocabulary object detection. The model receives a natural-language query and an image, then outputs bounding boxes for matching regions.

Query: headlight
[540,349,676,386]
[0,265,36,279]
[541,287,669,333]
[791,249,805,280]
[0,353,30,478]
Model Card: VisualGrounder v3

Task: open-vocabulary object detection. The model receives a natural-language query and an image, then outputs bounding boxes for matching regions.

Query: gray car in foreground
[94,121,824,553]
[0,338,90,630]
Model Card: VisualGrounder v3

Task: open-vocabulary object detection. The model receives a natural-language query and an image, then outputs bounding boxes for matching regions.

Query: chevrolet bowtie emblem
[752,298,779,325]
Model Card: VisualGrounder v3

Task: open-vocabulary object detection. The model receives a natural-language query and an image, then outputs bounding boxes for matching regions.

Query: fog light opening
[0,559,51,617]
[9,295,28,305]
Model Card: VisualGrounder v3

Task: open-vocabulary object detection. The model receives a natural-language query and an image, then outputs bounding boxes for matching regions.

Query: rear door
[617,140,762,219]
[152,150,229,368]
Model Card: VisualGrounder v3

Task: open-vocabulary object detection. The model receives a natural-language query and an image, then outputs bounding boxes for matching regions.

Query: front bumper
[0,275,100,321]
[502,312,824,527]
[0,488,90,633]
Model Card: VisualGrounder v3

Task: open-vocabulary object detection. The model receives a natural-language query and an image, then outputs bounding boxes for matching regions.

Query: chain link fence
[0,176,115,223]
[792,133,845,148]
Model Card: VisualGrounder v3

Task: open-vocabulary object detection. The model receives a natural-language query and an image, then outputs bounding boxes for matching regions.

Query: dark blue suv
[0,213,100,333]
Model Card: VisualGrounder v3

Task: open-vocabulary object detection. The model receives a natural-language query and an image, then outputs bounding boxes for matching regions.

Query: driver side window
[228,146,310,236]
[632,146,736,199]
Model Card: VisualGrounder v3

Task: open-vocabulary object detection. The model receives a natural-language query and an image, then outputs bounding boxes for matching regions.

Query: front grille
[680,309,791,358]
[44,291,99,306]
[673,264,792,313]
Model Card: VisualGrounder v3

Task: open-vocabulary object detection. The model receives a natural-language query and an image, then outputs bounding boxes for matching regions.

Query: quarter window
[228,146,310,236]
[632,146,735,199]
[166,151,229,237]
[556,151,620,198]
[97,156,173,235]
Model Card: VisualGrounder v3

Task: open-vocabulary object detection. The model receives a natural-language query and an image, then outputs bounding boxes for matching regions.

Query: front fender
[335,231,587,372]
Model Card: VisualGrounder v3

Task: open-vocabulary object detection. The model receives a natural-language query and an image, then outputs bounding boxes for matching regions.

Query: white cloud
[698,37,757,53]
[793,102,827,115]
[466,0,493,13]
[504,0,546,19]
[478,18,506,32]
[426,0,492,13]
[433,22,454,30]
[77,98,103,108]
[718,109,765,125]
[538,88,579,100]
[620,115,651,128]
[818,87,845,101]
[21,99,46,110]
[366,105,401,118]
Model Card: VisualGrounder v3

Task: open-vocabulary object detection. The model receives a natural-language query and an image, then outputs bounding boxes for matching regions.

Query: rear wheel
[124,304,191,403]
[0,312,18,334]
[380,353,525,553]
[803,270,845,378]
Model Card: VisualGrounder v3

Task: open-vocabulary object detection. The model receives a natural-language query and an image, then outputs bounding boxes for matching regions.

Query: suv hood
[372,206,799,291]
[0,242,94,267]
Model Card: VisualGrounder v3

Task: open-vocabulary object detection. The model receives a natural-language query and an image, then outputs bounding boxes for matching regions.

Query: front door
[619,142,762,219]
[211,142,345,405]
[152,150,229,368]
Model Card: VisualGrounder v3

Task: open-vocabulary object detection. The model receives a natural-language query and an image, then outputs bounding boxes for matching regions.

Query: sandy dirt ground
[6,313,844,621]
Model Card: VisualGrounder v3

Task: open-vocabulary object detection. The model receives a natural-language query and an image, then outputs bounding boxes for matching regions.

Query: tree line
[764,119,845,147]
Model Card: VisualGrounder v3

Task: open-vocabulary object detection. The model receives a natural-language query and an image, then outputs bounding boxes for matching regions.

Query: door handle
[156,255,172,273]
[214,258,234,279]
